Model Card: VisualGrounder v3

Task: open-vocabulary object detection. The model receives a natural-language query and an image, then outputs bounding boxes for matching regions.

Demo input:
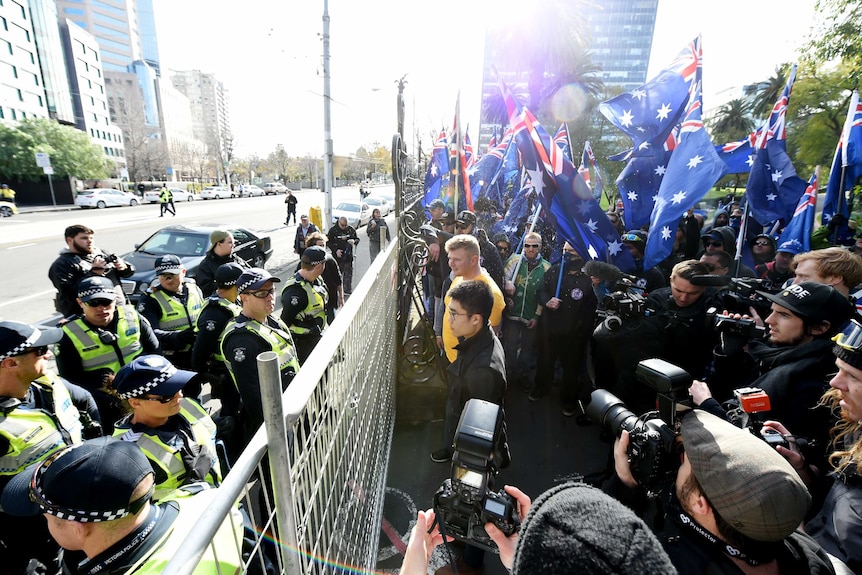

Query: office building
[0,0,50,123]
[170,69,231,153]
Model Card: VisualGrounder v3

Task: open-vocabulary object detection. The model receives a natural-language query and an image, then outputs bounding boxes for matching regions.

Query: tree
[806,0,862,84]
[752,65,793,119]
[0,118,109,181]
[708,98,755,144]
[267,145,291,183]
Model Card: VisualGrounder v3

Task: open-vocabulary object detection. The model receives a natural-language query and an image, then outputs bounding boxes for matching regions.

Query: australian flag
[644,84,728,270]
[757,64,797,149]
[585,140,605,202]
[599,36,700,153]
[469,131,512,205]
[745,139,808,224]
[778,168,819,253]
[715,131,758,174]
[423,131,449,209]
[822,89,862,225]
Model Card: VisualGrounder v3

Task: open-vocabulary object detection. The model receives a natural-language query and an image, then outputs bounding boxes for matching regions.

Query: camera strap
[670,502,769,567]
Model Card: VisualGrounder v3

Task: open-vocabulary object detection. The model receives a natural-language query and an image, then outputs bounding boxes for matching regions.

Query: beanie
[512,482,677,574]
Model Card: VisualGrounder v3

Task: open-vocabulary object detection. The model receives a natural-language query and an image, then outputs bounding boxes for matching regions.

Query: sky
[153,0,818,160]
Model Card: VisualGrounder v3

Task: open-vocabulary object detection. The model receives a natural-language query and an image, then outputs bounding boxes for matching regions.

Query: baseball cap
[209,229,230,251]
[0,321,63,362]
[1,437,154,521]
[438,211,455,225]
[428,199,446,210]
[455,210,477,226]
[76,276,116,303]
[215,262,244,288]
[154,254,183,275]
[236,267,281,293]
[301,245,327,265]
[491,233,511,246]
[776,239,804,255]
[113,354,198,400]
[681,409,810,542]
[759,281,853,326]
[701,230,723,242]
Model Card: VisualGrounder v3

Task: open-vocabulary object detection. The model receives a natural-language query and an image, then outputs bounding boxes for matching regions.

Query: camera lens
[587,389,638,435]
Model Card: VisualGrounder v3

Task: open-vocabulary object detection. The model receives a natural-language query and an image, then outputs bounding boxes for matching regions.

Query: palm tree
[709,98,754,143]
[752,65,791,118]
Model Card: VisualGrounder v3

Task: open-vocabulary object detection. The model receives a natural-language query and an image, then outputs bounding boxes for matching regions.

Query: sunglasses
[753,241,770,247]
[159,273,178,279]
[246,288,276,299]
[84,299,114,308]
[704,241,723,248]
[455,223,471,230]
[141,392,180,404]
[524,243,540,249]
[15,345,49,357]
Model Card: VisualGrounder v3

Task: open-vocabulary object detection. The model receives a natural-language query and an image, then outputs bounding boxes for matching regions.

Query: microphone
[583,261,639,284]
[689,274,731,287]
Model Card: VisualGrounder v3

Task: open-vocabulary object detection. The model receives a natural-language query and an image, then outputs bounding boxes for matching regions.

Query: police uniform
[326,222,359,294]
[137,280,204,370]
[192,294,242,416]
[279,271,328,363]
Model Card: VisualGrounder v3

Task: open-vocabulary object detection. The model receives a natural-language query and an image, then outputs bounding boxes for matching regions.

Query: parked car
[120,224,273,302]
[199,186,235,200]
[262,182,287,194]
[143,188,196,203]
[364,195,390,217]
[0,201,18,217]
[332,201,372,228]
[240,184,265,197]
[75,188,140,209]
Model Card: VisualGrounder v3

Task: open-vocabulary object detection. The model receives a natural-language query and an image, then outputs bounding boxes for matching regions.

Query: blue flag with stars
[822,89,862,226]
[778,169,819,253]
[616,149,673,230]
[745,139,808,224]
[644,85,728,270]
[423,131,449,208]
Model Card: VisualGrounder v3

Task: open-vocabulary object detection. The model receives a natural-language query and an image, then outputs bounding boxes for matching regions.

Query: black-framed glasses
[704,241,723,248]
[448,308,471,318]
[246,288,276,299]
[84,299,114,308]
[140,392,180,404]
[15,345,49,357]
[523,243,541,249]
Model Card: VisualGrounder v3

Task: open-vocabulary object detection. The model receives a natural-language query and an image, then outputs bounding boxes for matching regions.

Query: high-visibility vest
[113,398,220,501]
[116,486,243,575]
[219,315,299,387]
[281,273,328,336]
[200,295,241,364]
[150,283,204,340]
[158,188,172,203]
[0,375,83,476]
[61,305,143,374]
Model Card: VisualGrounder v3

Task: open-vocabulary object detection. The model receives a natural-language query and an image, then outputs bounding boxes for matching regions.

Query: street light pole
[322,0,333,228]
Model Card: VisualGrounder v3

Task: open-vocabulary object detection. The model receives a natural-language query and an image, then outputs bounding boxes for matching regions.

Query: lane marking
[0,288,56,308]
[6,242,36,250]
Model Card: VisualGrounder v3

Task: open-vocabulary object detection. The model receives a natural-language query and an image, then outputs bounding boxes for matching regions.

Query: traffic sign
[42,166,54,175]
[35,152,51,168]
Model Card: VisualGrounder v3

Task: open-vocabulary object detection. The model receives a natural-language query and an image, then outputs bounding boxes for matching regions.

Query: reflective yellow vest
[219,315,299,387]
[150,283,204,353]
[200,296,241,364]
[281,273,328,336]
[113,398,220,501]
[62,305,143,373]
[120,486,243,575]
[158,188,172,203]
[0,374,83,476]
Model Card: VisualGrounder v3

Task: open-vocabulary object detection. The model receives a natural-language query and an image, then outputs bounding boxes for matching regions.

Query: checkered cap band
[237,271,266,293]
[77,286,114,299]
[155,262,181,274]
[116,363,178,400]
[0,328,40,362]
[31,445,131,523]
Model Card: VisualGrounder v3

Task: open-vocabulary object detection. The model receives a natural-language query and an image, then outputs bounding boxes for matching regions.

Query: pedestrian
[48,224,135,318]
[56,276,161,432]
[0,437,244,575]
[136,182,145,196]
[0,183,16,205]
[159,185,175,217]
[112,355,221,501]
[0,320,102,574]
[281,246,329,363]
[284,190,298,225]
[294,214,319,259]
[327,217,359,295]
[367,208,390,260]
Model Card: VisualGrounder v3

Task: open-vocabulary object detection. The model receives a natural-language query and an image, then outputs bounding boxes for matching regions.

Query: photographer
[702,282,853,464]
[608,409,835,574]
[645,260,718,381]
[764,319,862,573]
[401,482,676,575]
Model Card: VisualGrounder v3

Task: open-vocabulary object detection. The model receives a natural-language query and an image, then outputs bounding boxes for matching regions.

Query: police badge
[205,320,217,332]
[234,348,246,362]
[291,296,300,306]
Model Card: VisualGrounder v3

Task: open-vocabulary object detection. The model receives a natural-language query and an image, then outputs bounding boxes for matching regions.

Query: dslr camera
[725,387,793,450]
[433,399,519,553]
[588,359,692,490]
[690,275,778,317]
[706,307,767,340]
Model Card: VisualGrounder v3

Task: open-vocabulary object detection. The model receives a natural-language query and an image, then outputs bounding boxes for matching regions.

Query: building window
[37,95,42,106]
[63,7,85,15]
[10,109,17,120]
[16,89,22,101]
[0,107,4,119]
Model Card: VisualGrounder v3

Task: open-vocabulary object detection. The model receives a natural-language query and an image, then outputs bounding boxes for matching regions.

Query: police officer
[137,255,203,389]
[220,268,299,444]
[159,185,175,217]
[0,321,102,573]
[1,437,243,575]
[57,276,160,432]
[327,216,359,295]
[191,262,243,421]
[281,245,329,363]
[112,355,221,501]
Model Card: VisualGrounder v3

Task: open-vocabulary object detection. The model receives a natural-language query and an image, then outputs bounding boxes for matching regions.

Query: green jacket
[503,254,550,322]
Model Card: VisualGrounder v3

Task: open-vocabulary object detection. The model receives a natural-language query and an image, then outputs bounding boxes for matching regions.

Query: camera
[433,399,520,553]
[587,359,692,489]
[706,307,767,340]
[726,387,790,449]
[690,275,778,317]
[596,281,652,331]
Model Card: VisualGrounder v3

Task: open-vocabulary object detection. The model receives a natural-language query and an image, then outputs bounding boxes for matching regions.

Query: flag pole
[554,247,566,299]
[732,202,751,278]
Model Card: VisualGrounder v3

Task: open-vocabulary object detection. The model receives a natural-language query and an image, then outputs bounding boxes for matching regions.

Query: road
[0,185,393,325]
